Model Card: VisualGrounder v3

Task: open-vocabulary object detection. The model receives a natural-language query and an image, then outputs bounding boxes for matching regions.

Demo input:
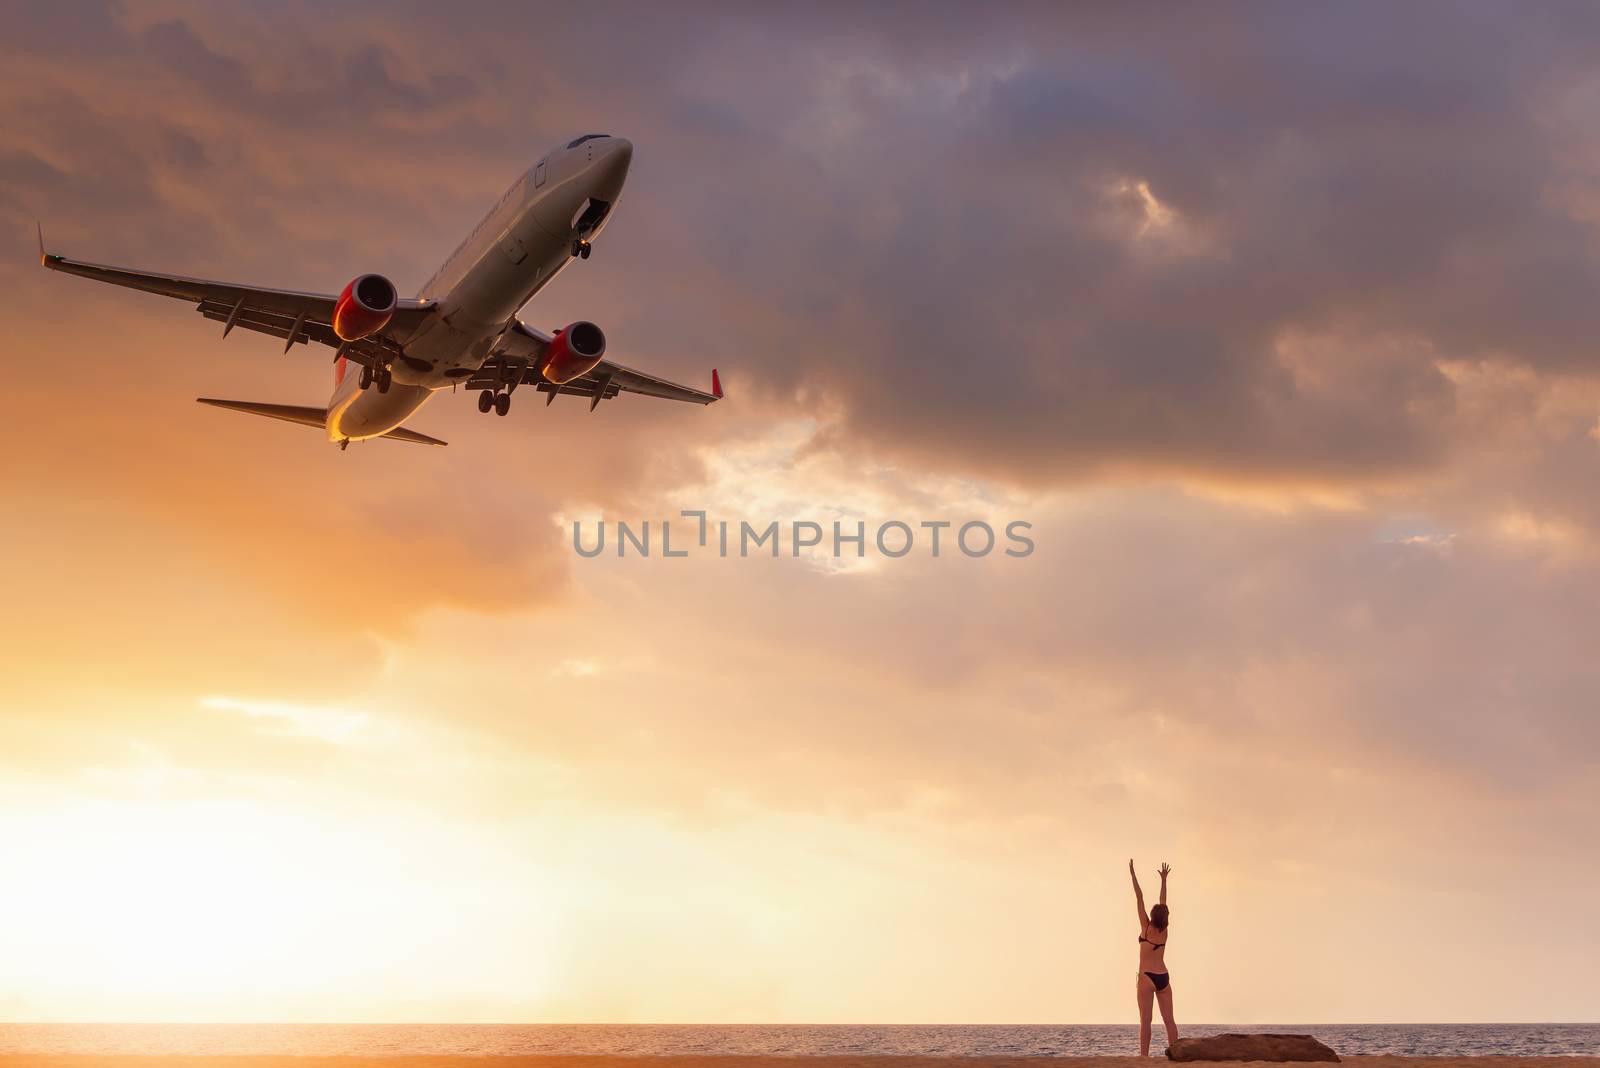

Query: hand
[1158,862,1171,878]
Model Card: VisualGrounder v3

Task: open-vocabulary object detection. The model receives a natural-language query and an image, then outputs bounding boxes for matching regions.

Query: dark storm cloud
[706,4,1600,486]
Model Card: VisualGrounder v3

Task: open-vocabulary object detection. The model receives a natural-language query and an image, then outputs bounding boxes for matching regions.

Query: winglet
[35,222,61,269]
[711,368,723,400]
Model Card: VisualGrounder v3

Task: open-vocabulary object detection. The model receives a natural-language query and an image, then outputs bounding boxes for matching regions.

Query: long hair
[1150,903,1169,931]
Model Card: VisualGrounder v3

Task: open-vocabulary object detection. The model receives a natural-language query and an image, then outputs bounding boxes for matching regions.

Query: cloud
[200,694,369,745]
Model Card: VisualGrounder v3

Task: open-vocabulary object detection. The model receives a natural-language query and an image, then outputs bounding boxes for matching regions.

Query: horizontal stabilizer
[196,397,326,428]
[380,425,448,447]
[195,398,448,446]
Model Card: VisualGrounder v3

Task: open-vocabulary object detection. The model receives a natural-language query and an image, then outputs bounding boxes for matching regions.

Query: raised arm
[1159,861,1170,906]
[1130,858,1150,927]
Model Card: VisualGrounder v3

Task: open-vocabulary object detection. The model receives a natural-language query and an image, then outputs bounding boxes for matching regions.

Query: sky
[1,0,1598,1025]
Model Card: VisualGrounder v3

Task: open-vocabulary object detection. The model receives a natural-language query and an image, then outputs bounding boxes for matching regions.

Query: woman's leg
[1136,974,1156,1056]
[1156,982,1178,1051]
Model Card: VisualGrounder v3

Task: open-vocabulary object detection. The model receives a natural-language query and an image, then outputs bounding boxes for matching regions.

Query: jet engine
[332,273,398,341]
[540,320,607,384]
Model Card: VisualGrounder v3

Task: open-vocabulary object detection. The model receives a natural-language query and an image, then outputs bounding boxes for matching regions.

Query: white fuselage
[326,134,632,442]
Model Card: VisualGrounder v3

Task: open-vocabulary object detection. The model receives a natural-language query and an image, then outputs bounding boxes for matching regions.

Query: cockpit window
[566,133,610,149]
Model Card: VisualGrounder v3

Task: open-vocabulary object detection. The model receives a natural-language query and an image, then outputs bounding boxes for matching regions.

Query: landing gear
[358,365,392,392]
[478,388,513,416]
[572,238,591,259]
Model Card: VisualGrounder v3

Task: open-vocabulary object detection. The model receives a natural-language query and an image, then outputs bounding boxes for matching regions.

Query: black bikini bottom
[1144,971,1170,992]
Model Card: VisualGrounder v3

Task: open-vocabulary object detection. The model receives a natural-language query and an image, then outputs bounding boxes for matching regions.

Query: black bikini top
[1139,933,1166,950]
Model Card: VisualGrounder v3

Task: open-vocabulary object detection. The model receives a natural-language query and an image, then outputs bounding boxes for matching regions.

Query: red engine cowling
[540,321,607,384]
[332,273,398,341]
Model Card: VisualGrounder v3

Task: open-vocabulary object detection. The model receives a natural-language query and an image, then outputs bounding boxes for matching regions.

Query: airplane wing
[36,224,432,368]
[477,318,722,409]
[38,227,719,407]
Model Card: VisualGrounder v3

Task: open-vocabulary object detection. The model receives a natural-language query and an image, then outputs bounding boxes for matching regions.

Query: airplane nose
[593,137,632,195]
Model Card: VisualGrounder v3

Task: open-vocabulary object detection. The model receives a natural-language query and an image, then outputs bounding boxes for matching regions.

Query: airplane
[38,133,721,449]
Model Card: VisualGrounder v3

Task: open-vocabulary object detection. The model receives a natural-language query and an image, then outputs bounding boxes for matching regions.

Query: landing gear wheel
[377,368,392,393]
[478,389,494,413]
[359,365,373,390]
[494,392,511,416]
[579,242,591,260]
[572,239,583,258]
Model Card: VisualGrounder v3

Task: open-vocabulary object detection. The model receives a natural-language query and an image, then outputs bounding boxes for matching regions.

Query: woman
[1129,859,1177,1056]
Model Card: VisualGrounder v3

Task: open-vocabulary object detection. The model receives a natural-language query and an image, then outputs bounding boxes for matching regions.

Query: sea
[0,1023,1596,1058]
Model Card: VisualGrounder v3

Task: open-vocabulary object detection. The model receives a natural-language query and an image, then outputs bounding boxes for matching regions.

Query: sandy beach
[1,1056,1597,1068]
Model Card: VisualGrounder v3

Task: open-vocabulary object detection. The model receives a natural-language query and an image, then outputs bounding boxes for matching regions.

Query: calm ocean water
[0,1023,1596,1057]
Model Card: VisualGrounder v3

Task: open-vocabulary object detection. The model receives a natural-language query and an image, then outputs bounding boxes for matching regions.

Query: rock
[1166,1033,1341,1062]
